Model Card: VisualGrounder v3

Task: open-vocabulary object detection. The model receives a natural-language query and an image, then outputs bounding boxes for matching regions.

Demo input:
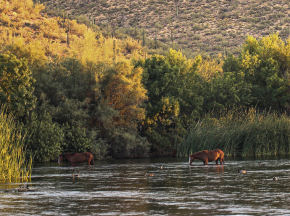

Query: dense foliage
[140,50,203,155]
[0,53,36,122]
[0,0,289,165]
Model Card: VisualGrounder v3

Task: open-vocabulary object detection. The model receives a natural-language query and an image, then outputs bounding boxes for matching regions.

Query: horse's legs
[203,159,208,165]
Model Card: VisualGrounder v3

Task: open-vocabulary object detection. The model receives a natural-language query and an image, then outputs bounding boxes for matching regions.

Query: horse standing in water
[189,149,224,165]
[58,152,94,166]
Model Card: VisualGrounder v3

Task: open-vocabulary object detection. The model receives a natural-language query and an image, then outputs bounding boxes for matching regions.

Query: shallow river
[0,158,290,215]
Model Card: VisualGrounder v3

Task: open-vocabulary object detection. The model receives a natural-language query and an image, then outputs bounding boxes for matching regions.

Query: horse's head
[58,154,64,165]
[189,154,195,165]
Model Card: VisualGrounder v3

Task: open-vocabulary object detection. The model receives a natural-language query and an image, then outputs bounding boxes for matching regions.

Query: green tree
[0,53,36,121]
[141,49,203,155]
[203,69,252,112]
[100,61,149,158]
[103,62,147,129]
[239,34,289,110]
[143,49,203,123]
[26,110,63,162]
[31,58,102,160]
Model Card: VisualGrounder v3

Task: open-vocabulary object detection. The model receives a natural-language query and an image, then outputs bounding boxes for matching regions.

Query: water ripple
[0,158,290,215]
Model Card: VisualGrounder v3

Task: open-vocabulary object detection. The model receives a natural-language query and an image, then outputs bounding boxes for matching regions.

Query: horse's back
[206,149,223,161]
[190,149,225,165]
[84,152,93,157]
[64,152,93,163]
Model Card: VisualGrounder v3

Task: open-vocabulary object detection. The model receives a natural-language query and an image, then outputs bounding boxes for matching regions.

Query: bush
[26,111,63,162]
[109,128,150,158]
[62,124,91,153]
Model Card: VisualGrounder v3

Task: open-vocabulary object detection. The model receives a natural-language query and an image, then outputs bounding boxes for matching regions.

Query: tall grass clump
[0,109,32,183]
[178,108,290,158]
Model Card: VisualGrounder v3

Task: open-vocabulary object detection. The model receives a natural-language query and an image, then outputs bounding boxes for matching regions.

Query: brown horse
[189,149,224,165]
[58,152,94,165]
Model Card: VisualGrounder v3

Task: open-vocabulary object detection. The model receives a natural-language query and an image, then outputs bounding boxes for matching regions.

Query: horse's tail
[58,154,64,165]
[214,149,225,164]
[189,154,194,165]
[87,152,94,165]
[219,150,225,164]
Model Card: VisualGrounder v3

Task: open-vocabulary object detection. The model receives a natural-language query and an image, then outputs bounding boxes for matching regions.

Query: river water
[0,158,290,216]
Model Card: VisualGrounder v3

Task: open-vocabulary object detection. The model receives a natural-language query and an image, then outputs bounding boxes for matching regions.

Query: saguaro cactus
[66,20,70,47]
[174,0,179,17]
[142,29,146,46]
[113,39,116,63]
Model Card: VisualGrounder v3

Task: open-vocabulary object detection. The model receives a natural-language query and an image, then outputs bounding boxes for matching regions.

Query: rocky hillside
[41,0,289,56]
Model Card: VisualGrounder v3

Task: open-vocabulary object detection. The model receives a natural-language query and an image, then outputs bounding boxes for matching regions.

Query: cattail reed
[178,108,290,158]
[0,109,32,183]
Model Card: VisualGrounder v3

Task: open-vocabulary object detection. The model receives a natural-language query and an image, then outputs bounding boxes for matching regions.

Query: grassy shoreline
[178,108,290,158]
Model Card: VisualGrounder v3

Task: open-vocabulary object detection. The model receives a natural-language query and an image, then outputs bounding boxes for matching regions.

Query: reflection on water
[0,158,290,215]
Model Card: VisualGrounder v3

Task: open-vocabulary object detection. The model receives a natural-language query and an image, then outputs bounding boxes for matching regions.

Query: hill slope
[0,0,145,65]
[41,0,289,56]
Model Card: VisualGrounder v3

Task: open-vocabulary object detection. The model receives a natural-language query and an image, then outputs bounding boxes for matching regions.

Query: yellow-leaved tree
[103,61,147,129]
[98,61,149,158]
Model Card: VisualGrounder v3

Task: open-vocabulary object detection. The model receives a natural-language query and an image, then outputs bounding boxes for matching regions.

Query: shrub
[26,111,63,162]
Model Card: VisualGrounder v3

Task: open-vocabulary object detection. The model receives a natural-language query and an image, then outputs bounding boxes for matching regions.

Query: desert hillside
[41,0,289,56]
[0,0,145,65]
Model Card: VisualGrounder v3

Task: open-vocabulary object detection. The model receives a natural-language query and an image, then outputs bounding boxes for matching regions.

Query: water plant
[0,108,32,183]
[178,108,290,158]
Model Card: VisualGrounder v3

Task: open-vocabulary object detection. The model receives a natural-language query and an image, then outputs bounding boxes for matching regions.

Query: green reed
[0,109,32,183]
[178,108,290,158]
